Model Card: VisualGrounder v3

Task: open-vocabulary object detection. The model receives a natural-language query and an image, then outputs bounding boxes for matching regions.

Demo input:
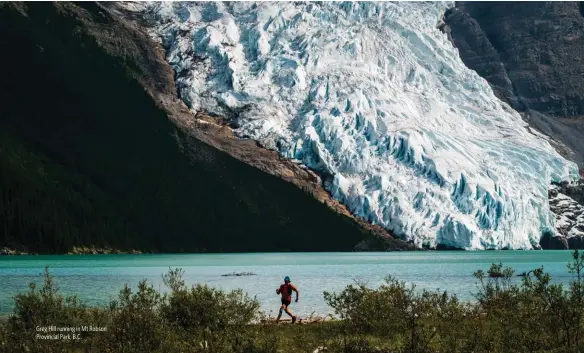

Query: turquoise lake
[0,251,579,317]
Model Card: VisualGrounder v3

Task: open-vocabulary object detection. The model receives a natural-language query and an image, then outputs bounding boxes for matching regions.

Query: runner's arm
[292,284,299,301]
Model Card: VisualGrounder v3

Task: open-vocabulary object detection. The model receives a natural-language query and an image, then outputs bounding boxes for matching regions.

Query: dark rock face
[555,180,584,205]
[444,2,584,167]
[539,231,569,250]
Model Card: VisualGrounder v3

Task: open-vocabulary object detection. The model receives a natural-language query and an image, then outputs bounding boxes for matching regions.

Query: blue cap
[284,276,290,282]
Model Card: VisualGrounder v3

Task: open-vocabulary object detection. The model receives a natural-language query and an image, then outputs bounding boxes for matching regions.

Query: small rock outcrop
[0,247,29,255]
[545,183,584,249]
[221,272,256,277]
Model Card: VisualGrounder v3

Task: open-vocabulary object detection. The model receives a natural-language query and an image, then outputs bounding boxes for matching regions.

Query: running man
[276,276,299,323]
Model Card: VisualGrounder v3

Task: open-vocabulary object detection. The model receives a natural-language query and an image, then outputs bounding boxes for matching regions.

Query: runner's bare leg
[276,304,286,322]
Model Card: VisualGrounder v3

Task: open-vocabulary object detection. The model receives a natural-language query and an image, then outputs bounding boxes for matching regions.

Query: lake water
[0,251,579,317]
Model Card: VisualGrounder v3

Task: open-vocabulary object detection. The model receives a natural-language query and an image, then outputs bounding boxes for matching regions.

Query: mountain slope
[443,1,584,167]
[0,2,411,254]
[129,2,578,250]
[443,1,584,248]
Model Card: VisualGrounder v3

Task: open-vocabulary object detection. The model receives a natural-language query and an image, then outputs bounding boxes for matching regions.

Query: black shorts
[281,298,291,307]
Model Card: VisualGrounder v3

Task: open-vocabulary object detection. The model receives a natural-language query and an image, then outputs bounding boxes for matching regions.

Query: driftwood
[220,272,256,277]
[488,272,505,278]
[259,311,334,325]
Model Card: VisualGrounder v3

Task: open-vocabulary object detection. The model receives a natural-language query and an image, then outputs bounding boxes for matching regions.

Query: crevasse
[130,1,579,249]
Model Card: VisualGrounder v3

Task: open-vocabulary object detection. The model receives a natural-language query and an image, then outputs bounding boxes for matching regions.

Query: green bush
[102,280,174,353]
[160,267,260,333]
[158,267,262,353]
[1,266,108,352]
[324,276,469,353]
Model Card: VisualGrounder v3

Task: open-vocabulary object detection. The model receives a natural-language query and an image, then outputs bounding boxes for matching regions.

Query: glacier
[128,1,579,249]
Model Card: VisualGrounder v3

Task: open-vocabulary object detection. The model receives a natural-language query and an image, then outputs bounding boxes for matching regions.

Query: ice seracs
[131,1,579,249]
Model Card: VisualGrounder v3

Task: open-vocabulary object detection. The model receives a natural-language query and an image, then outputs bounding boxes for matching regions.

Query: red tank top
[279,283,293,300]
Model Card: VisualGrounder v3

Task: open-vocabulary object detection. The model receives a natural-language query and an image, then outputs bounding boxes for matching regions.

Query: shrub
[104,280,176,353]
[324,276,468,353]
[160,267,260,333]
[3,266,110,353]
[469,250,584,353]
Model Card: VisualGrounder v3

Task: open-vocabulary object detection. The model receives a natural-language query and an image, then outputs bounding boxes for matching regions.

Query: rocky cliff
[0,2,412,254]
[444,1,584,248]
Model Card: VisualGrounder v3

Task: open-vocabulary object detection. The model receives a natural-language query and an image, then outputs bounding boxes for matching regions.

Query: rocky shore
[67,246,142,255]
[0,247,31,255]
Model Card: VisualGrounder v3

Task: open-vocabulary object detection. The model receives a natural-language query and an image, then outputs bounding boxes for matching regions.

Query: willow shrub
[324,276,470,353]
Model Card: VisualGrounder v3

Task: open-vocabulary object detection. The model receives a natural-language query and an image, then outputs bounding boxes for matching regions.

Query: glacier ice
[131,1,579,249]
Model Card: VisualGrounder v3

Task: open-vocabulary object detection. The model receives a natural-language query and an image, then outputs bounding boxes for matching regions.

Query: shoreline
[0,247,577,256]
